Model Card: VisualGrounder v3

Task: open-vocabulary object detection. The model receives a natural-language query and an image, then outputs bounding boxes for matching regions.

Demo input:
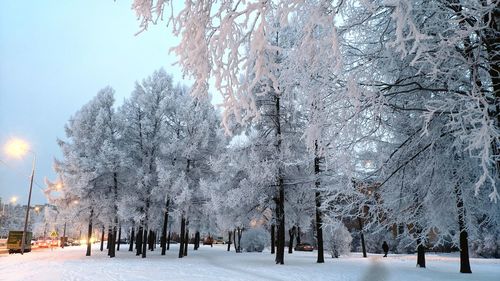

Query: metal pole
[21,154,35,255]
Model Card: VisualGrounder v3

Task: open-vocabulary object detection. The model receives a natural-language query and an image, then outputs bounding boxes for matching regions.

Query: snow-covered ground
[0,244,498,281]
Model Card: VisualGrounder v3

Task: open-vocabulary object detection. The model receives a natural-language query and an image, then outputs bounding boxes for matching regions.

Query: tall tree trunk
[227,231,232,251]
[178,216,185,258]
[454,184,472,273]
[109,228,115,258]
[194,231,200,250]
[416,237,426,268]
[288,226,295,254]
[167,231,171,251]
[357,217,367,258]
[232,229,236,251]
[314,142,324,263]
[107,226,112,251]
[100,226,105,252]
[110,171,119,258]
[141,228,148,258]
[129,224,135,252]
[86,209,93,256]
[271,224,275,254]
[184,227,189,257]
[296,226,301,245]
[274,92,285,265]
[237,227,243,253]
[275,178,285,264]
[147,230,153,251]
[108,224,116,258]
[117,225,121,251]
[161,199,170,255]
[136,226,143,256]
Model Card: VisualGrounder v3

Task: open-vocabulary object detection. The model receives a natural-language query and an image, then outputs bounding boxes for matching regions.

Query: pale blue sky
[0,1,189,204]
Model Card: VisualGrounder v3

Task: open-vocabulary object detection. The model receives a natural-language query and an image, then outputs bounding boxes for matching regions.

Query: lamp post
[4,138,35,255]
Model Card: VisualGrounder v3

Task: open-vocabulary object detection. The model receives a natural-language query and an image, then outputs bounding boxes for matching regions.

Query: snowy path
[0,244,499,281]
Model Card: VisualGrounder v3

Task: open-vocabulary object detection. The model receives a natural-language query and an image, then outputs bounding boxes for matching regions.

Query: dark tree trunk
[108,228,116,257]
[86,209,93,256]
[110,171,118,257]
[129,224,135,252]
[233,229,237,251]
[194,231,200,250]
[275,178,285,265]
[357,217,367,258]
[237,227,243,253]
[141,228,148,258]
[136,226,143,256]
[416,239,426,268]
[117,225,121,251]
[271,224,275,254]
[184,227,189,256]
[288,226,295,254]
[454,184,472,273]
[314,142,324,263]
[108,223,116,258]
[161,199,170,255]
[148,230,154,251]
[167,231,171,250]
[107,226,111,251]
[178,216,185,258]
[274,92,285,265]
[296,227,301,245]
[227,231,232,251]
[100,226,105,252]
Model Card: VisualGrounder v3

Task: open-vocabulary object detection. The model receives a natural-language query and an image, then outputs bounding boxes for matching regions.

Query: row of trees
[128,0,499,273]
[49,69,224,259]
[48,0,499,275]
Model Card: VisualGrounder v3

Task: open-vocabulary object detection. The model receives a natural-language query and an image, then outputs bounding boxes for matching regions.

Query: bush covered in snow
[324,223,352,258]
[471,232,500,258]
[240,228,270,252]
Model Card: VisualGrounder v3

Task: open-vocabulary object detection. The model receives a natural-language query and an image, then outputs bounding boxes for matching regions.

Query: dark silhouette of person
[382,241,389,257]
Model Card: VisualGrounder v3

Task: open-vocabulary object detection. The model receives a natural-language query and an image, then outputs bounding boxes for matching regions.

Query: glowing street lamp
[4,138,36,255]
[4,138,30,158]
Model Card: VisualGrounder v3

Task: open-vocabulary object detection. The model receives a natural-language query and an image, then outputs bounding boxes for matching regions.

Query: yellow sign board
[50,231,58,238]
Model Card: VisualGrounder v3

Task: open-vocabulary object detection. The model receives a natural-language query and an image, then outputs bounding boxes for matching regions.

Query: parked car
[202,237,213,245]
[37,239,49,248]
[294,243,314,251]
[71,240,81,246]
[213,237,225,244]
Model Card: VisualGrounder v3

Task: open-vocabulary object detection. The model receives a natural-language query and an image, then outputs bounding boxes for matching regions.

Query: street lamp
[4,138,36,255]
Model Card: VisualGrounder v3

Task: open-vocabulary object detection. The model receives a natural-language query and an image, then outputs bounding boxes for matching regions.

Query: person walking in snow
[382,241,389,257]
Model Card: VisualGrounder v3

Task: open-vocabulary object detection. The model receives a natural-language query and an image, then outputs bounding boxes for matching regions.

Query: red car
[294,243,314,251]
[37,239,49,248]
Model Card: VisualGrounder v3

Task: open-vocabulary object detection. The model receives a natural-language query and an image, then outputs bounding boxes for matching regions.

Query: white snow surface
[0,245,499,281]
